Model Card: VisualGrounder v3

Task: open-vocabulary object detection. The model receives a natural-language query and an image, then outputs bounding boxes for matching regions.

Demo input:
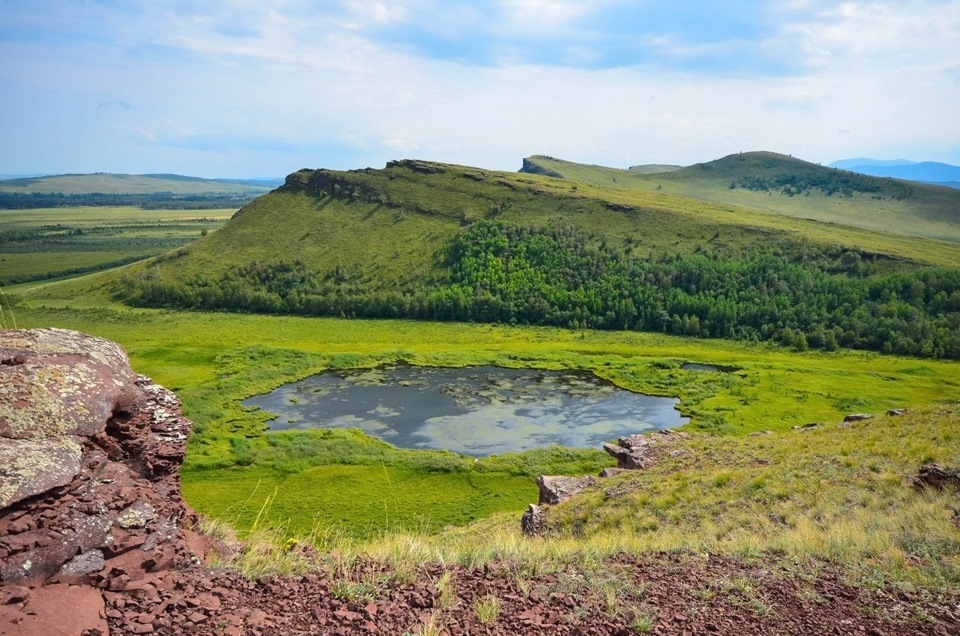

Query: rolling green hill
[522,151,960,243]
[115,156,960,283]
[0,172,276,195]
[28,153,960,359]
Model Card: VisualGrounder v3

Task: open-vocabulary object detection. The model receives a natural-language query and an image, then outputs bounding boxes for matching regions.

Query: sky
[1,0,958,178]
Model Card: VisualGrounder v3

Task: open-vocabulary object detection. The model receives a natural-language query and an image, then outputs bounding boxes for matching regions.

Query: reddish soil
[89,552,959,635]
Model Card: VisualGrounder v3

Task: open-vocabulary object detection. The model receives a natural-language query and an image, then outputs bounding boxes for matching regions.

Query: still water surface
[244,365,688,457]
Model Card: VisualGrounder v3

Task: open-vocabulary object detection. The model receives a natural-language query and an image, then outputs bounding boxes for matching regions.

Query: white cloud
[1,0,959,176]
[497,0,595,30]
[784,1,960,68]
[340,0,412,28]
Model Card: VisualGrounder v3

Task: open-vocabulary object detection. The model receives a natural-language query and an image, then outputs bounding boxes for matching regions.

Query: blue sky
[1,0,958,178]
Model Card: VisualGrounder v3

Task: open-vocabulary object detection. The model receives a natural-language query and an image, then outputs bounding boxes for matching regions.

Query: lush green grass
[12,300,960,541]
[183,462,535,539]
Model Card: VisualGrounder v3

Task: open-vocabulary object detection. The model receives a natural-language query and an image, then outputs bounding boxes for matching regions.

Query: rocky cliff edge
[0,328,197,635]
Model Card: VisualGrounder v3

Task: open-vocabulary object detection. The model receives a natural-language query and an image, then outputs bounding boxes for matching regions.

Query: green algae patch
[182,463,536,539]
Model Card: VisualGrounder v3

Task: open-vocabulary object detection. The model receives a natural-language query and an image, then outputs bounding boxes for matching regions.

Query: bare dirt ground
[87,551,958,636]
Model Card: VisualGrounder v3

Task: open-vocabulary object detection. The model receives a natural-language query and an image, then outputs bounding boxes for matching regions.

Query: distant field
[1,251,139,280]
[0,206,236,228]
[0,173,273,195]
[0,206,233,285]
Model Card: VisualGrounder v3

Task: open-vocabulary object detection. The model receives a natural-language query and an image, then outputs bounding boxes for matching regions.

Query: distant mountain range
[830,158,960,189]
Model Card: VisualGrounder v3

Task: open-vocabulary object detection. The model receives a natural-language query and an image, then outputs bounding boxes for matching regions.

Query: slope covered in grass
[537,406,960,592]
[335,406,960,601]
[23,155,960,359]
[523,151,960,243]
[100,156,960,290]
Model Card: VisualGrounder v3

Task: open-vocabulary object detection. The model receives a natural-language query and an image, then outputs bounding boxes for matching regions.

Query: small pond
[243,365,688,457]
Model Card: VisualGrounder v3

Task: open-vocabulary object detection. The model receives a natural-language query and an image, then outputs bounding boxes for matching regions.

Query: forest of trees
[731,171,915,199]
[121,220,960,359]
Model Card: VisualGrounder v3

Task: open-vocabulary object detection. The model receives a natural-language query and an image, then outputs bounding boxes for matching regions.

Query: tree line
[0,192,259,210]
[731,171,914,200]
[121,220,960,359]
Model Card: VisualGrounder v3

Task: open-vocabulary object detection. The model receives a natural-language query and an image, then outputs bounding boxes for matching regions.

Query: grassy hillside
[386,405,960,596]
[24,156,960,360]
[523,151,960,243]
[151,188,460,291]
[0,172,274,195]
[627,163,682,174]
[101,157,960,285]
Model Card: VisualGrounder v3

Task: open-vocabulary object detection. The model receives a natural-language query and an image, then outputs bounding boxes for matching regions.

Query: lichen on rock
[0,328,143,510]
[0,328,139,441]
[0,327,197,634]
[0,436,82,509]
[116,501,156,529]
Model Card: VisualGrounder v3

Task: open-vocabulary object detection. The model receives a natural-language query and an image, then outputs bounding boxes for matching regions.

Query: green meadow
[11,300,960,546]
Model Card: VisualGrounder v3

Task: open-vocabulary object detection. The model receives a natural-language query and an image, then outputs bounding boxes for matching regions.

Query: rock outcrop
[518,157,563,179]
[0,328,196,634]
[602,429,688,470]
[0,328,141,509]
[535,475,595,506]
[520,504,546,537]
[521,476,597,536]
[913,463,960,491]
[522,430,693,535]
